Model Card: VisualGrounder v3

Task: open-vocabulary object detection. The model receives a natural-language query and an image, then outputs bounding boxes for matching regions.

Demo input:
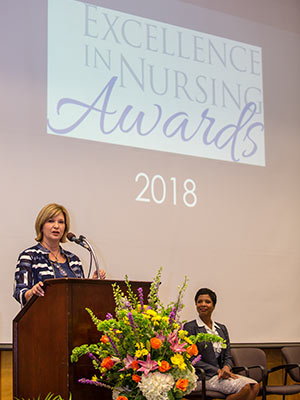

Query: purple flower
[106,313,113,320]
[106,334,120,357]
[192,354,202,365]
[137,287,144,308]
[168,306,176,326]
[127,312,136,331]
[88,352,100,363]
[78,378,111,388]
[121,297,132,309]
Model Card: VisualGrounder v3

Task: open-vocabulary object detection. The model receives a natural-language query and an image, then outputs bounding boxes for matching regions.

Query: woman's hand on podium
[25,281,45,303]
[92,269,106,280]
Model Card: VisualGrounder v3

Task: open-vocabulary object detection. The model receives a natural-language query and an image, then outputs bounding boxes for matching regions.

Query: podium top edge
[43,278,152,286]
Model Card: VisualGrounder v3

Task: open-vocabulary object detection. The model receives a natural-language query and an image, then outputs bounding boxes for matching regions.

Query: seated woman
[13,203,106,306]
[184,288,259,400]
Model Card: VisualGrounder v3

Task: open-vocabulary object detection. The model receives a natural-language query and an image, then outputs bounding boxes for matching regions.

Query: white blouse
[196,316,223,356]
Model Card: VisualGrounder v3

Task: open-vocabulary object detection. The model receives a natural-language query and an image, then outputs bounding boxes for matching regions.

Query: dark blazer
[184,319,233,379]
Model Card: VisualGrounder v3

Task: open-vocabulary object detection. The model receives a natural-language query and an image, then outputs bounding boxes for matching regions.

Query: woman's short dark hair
[194,288,217,306]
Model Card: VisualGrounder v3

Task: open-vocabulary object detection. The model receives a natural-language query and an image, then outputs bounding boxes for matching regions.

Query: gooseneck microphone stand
[78,235,101,279]
[67,232,102,279]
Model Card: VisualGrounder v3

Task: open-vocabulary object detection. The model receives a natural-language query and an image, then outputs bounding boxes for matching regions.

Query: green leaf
[168,389,176,400]
[14,393,72,400]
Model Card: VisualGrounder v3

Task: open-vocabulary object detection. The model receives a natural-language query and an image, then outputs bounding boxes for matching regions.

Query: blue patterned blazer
[13,243,84,306]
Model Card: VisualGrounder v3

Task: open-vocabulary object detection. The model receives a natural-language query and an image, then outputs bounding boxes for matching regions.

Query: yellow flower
[184,337,193,345]
[152,315,161,323]
[135,348,148,358]
[151,315,162,326]
[178,362,186,370]
[116,330,122,334]
[135,342,149,358]
[146,309,157,317]
[92,375,98,381]
[171,353,187,370]
[178,330,192,344]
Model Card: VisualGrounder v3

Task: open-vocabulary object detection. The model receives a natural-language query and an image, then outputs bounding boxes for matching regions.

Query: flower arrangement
[71,268,225,400]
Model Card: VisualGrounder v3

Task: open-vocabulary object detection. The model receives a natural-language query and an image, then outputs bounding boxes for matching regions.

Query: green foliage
[14,392,72,400]
[124,274,139,308]
[147,266,163,310]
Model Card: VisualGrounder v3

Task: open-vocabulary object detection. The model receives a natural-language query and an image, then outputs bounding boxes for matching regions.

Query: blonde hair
[35,203,70,243]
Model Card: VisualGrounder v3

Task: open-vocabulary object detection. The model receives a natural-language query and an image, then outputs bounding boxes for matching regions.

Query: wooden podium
[13,278,151,400]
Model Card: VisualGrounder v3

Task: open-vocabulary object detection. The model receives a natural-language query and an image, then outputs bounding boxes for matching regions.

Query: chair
[184,364,257,400]
[231,347,300,400]
[184,368,226,400]
[185,350,263,400]
[231,348,266,384]
[281,346,300,400]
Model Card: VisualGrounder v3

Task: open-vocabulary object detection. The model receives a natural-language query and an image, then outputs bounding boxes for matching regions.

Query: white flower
[112,387,129,399]
[138,371,175,400]
[112,389,120,400]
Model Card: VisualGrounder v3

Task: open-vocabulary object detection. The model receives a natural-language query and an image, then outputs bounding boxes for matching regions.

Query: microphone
[67,232,87,248]
[67,232,101,279]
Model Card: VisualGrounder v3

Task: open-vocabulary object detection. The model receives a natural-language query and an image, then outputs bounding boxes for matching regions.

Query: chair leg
[283,370,288,400]
[262,384,266,400]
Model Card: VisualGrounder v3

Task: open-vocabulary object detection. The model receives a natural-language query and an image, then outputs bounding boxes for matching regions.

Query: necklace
[50,248,60,262]
[50,260,68,277]
[42,241,60,261]
[41,241,68,277]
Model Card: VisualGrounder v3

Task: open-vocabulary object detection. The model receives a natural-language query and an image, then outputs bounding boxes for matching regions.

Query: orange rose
[158,360,171,372]
[116,397,128,400]
[132,374,141,383]
[101,356,114,370]
[100,335,109,344]
[131,360,139,370]
[176,378,189,391]
[187,344,198,356]
[150,337,162,349]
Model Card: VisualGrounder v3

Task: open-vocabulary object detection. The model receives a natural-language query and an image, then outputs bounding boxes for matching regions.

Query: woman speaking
[13,203,106,306]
